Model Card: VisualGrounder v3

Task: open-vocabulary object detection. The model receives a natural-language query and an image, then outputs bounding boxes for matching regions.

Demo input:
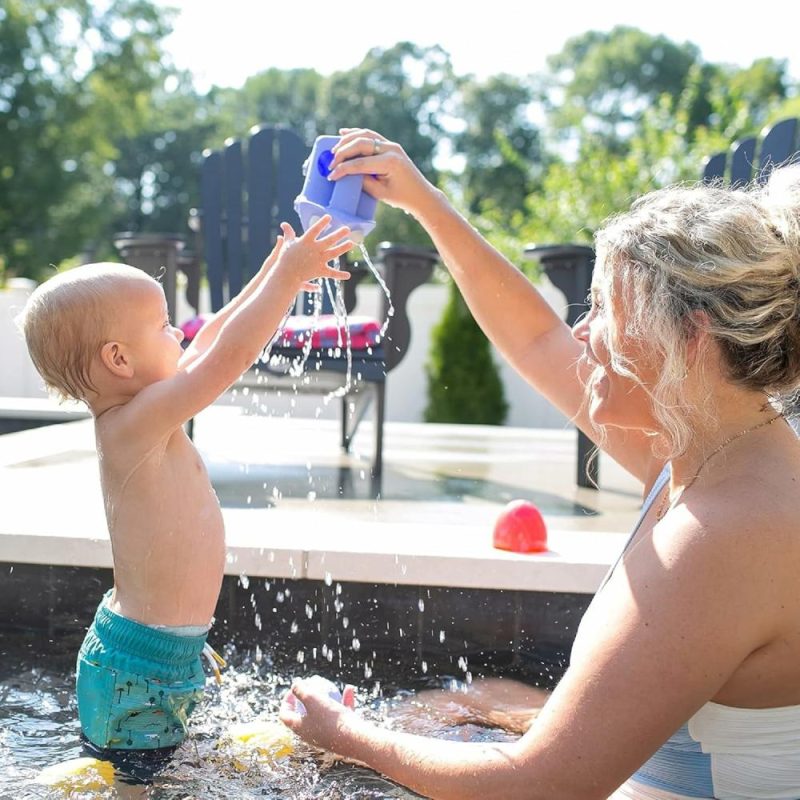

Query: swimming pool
[0,412,642,796]
[1,588,533,798]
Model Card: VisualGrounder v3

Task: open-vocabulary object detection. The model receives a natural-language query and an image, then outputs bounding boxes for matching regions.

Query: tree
[0,0,174,281]
[452,73,545,216]
[546,26,701,149]
[214,67,325,144]
[110,74,220,236]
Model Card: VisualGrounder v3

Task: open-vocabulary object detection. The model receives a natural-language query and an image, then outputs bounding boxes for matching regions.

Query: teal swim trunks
[76,594,208,751]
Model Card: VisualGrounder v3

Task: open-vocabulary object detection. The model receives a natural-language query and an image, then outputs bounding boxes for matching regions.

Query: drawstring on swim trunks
[202,643,227,685]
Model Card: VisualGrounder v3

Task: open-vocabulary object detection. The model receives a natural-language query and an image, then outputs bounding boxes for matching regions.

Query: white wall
[2,274,573,429]
[0,279,49,400]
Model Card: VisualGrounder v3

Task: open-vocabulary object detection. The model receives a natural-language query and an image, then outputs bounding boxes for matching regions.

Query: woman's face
[572,265,661,433]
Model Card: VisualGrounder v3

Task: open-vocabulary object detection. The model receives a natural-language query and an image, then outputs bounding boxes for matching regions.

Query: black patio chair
[702,117,800,186]
[193,125,437,485]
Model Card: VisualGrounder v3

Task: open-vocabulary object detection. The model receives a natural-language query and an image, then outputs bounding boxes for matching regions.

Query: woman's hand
[279,677,359,755]
[329,128,440,216]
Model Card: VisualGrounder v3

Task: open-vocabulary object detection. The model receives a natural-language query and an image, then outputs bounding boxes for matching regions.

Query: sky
[157,0,799,91]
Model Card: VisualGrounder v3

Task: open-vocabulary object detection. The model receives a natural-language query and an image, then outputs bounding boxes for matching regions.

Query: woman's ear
[99,341,134,379]
[685,309,711,366]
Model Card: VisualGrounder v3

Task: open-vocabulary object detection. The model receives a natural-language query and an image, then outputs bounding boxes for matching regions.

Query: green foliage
[111,75,219,235]
[546,26,701,145]
[453,73,545,216]
[214,68,325,143]
[318,42,454,178]
[0,0,174,281]
[424,281,508,425]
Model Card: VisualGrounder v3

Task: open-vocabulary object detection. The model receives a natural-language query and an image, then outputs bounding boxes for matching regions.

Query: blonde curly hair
[592,163,800,459]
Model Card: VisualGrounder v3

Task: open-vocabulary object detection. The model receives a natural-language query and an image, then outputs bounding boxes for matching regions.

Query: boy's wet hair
[18,263,153,403]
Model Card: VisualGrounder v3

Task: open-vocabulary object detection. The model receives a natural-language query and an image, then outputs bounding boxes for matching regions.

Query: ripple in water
[0,647,520,798]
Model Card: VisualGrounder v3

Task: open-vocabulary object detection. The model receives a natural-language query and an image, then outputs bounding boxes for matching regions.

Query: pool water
[0,633,520,799]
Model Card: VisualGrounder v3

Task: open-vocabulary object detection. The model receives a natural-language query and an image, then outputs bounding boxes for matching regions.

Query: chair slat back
[701,117,800,188]
[201,126,310,312]
[729,136,756,187]
[756,117,799,182]
[702,152,727,183]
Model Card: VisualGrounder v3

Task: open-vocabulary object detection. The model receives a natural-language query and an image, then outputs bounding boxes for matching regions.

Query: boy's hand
[278,222,338,293]
[259,230,319,292]
[274,216,353,286]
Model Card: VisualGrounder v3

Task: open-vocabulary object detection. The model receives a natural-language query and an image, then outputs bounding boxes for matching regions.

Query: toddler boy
[19,217,351,781]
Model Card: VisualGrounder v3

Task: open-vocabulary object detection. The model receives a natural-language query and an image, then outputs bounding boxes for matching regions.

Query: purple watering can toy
[294,135,377,242]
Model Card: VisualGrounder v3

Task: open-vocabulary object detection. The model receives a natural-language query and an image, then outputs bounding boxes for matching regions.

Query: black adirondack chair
[193,125,436,484]
[702,117,800,186]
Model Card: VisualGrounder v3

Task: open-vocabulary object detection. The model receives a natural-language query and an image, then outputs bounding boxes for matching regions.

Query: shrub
[424,280,508,425]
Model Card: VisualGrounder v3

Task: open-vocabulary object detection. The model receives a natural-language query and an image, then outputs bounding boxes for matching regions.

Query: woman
[280,129,800,799]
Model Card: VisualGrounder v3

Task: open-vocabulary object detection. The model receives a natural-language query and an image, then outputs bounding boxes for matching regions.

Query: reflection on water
[0,642,520,799]
[213,462,596,516]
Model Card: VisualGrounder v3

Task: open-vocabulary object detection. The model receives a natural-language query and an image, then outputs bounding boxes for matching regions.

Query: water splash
[358,243,394,341]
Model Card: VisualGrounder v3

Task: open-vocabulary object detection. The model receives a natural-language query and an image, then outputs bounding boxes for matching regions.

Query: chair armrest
[375,242,438,372]
[178,251,201,316]
[523,244,594,328]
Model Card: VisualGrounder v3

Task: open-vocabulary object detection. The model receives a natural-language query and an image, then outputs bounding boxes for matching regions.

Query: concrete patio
[0,401,644,595]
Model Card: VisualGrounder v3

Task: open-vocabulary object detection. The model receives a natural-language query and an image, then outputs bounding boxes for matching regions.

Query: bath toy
[220,719,296,768]
[492,500,548,553]
[35,756,115,792]
[291,675,344,716]
[294,135,377,243]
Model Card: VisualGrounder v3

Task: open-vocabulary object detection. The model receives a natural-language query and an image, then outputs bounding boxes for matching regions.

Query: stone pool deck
[0,403,644,596]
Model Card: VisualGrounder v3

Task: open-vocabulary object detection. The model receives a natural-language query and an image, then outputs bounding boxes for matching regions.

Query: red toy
[492,500,548,553]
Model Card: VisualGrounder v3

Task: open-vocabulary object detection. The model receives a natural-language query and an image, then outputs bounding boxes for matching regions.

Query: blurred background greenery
[2,0,798,285]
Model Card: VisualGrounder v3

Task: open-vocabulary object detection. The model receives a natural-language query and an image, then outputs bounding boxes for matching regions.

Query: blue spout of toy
[294,135,377,242]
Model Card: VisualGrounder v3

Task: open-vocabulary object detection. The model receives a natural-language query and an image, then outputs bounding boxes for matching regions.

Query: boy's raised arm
[116,218,353,447]
[180,225,320,367]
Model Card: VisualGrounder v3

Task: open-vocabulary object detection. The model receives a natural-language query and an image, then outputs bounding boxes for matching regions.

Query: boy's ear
[99,341,134,379]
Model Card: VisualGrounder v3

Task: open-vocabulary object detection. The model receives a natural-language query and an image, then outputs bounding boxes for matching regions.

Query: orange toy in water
[493,500,548,553]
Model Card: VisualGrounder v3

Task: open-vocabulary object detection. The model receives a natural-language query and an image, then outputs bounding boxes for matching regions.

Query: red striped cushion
[180,314,382,351]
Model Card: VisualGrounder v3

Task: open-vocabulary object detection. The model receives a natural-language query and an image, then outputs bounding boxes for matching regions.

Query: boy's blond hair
[18,263,152,402]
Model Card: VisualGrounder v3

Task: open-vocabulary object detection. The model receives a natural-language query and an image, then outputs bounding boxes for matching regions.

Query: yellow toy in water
[220,719,296,769]
[35,756,115,791]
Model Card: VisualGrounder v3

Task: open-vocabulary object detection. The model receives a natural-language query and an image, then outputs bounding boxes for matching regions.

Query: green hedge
[424,281,508,425]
